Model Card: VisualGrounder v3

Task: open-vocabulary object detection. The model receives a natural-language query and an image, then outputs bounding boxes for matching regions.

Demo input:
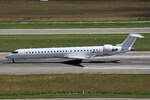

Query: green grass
[0,74,150,98]
[0,34,149,52]
[0,0,150,22]
[1,93,150,99]
[0,23,150,29]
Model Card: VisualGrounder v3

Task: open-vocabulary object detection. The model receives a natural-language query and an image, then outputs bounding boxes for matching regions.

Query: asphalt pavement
[0,52,150,75]
[0,28,150,34]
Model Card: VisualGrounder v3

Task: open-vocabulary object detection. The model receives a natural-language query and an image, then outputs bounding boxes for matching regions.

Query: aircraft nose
[5,55,10,59]
[5,54,12,59]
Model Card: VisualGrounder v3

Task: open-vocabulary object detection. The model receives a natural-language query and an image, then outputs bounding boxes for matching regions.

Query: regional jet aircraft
[6,33,144,63]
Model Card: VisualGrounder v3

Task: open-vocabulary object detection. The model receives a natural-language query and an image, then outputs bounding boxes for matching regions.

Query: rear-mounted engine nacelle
[103,44,119,55]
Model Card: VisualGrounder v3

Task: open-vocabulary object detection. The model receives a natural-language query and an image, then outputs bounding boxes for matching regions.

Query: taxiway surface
[0,52,150,75]
[0,28,150,35]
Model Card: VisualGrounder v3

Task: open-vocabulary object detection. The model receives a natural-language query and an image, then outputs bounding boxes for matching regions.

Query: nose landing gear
[6,58,15,63]
[12,59,15,63]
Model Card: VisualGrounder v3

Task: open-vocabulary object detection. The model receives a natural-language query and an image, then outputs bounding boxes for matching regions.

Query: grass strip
[0,74,150,98]
[0,0,150,22]
[0,23,150,29]
[1,93,150,99]
[0,34,149,52]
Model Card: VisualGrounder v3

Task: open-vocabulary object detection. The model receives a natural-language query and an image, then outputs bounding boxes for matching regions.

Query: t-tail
[117,33,144,53]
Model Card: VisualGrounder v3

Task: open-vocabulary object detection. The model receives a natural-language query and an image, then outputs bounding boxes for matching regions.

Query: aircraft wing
[64,52,96,60]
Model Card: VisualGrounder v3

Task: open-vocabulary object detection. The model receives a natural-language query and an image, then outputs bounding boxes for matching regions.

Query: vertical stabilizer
[119,33,144,52]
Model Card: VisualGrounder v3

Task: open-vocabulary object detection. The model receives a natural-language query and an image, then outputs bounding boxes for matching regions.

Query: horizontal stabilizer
[129,33,144,38]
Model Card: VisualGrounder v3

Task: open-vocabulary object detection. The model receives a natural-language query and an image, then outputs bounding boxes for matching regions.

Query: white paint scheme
[6,33,144,63]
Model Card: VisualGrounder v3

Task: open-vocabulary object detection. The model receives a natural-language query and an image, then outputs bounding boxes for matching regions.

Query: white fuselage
[6,45,121,60]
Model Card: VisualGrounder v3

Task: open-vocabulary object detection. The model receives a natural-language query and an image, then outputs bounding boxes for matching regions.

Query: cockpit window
[12,51,18,54]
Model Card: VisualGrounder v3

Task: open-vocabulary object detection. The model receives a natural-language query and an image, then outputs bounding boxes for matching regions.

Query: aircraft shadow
[63,59,84,67]
[88,60,120,64]
[63,60,120,67]
[4,59,120,67]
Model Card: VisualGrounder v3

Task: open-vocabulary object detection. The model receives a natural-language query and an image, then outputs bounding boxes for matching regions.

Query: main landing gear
[74,59,82,64]
[67,59,82,64]
[63,59,83,67]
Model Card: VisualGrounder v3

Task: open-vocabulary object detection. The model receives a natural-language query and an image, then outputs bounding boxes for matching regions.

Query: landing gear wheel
[12,59,15,63]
